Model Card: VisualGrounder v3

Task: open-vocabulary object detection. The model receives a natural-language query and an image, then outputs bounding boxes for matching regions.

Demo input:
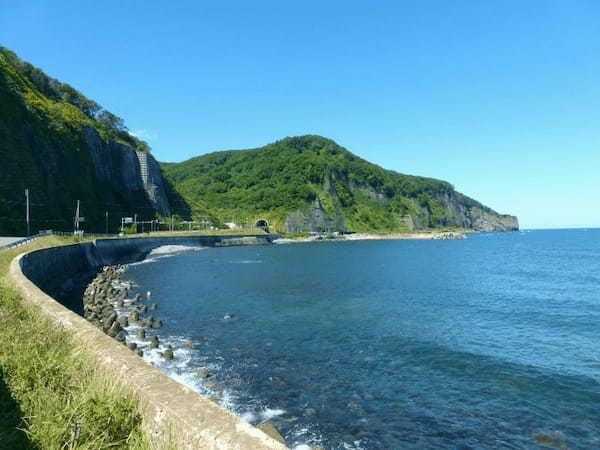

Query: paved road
[0,237,24,247]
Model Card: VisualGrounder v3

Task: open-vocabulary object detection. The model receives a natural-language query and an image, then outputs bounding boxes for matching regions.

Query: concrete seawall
[9,235,288,450]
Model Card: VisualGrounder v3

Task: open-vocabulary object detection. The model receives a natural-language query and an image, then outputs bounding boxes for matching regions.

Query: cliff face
[0,47,173,235]
[83,127,171,216]
[433,191,519,232]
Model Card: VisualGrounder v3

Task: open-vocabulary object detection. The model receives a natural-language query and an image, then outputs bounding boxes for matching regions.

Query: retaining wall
[9,234,287,450]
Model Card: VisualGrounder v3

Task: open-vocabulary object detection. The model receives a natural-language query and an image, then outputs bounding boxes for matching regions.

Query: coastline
[274,230,466,244]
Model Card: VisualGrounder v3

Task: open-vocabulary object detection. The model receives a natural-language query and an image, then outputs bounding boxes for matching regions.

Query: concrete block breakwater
[10,234,288,450]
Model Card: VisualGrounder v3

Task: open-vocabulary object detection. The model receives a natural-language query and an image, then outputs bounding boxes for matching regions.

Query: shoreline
[274,230,466,244]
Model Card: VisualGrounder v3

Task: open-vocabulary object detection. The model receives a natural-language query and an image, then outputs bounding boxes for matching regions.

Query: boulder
[136,329,146,339]
[196,368,210,379]
[127,342,138,351]
[149,336,159,348]
[151,320,163,329]
[163,348,174,360]
[116,331,128,342]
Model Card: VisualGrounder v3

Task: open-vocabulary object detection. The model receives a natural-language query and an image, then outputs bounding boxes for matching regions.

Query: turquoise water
[121,229,600,449]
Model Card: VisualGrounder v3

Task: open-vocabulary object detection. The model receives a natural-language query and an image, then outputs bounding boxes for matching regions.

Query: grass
[0,236,154,449]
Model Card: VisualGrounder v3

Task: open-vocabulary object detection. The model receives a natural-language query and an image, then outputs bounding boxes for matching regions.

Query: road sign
[123,217,133,224]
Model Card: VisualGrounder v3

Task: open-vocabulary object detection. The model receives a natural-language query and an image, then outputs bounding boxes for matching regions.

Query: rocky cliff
[0,47,174,235]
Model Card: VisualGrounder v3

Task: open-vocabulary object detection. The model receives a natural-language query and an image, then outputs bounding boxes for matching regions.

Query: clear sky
[1,1,599,229]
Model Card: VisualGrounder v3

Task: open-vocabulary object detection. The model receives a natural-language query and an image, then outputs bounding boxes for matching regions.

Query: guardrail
[0,230,117,251]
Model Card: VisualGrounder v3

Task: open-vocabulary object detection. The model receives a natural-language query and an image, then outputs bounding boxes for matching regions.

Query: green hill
[161,136,518,233]
[0,46,176,235]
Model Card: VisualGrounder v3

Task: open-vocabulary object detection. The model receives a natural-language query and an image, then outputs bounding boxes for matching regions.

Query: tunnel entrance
[255,219,269,232]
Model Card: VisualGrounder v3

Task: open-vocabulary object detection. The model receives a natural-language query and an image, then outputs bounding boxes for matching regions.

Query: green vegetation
[0,47,159,236]
[0,237,154,449]
[162,135,495,233]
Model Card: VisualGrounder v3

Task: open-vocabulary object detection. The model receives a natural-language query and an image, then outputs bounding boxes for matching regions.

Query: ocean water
[120,229,600,449]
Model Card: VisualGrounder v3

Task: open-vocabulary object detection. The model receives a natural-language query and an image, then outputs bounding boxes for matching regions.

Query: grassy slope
[162,135,492,233]
[0,238,153,449]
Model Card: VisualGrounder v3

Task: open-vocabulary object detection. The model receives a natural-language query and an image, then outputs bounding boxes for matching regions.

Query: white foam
[149,245,205,256]
[260,408,286,421]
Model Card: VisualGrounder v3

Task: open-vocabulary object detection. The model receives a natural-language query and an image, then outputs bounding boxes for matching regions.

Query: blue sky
[1,1,599,229]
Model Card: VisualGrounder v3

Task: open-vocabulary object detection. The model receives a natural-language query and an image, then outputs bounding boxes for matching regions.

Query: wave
[148,245,205,256]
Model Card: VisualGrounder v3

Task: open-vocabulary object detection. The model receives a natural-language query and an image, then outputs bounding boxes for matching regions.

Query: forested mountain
[0,46,177,235]
[0,46,516,236]
[162,136,518,233]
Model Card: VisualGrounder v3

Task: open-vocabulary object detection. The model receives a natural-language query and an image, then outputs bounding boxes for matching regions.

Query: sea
[118,229,600,449]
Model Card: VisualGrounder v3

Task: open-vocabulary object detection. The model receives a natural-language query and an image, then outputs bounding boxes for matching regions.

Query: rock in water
[149,336,159,348]
[163,348,174,360]
[196,368,210,378]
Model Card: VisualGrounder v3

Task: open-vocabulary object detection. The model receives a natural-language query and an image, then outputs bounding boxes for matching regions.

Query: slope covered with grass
[0,237,152,449]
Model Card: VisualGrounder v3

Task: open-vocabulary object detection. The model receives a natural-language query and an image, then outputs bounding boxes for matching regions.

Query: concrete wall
[10,235,287,450]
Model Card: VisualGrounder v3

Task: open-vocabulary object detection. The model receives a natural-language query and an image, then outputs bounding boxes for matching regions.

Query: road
[0,237,24,247]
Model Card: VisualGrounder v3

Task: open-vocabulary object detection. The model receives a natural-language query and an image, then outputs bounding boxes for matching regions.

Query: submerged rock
[204,380,217,390]
[163,348,174,360]
[151,320,163,329]
[196,368,210,379]
[304,408,316,417]
[136,329,146,340]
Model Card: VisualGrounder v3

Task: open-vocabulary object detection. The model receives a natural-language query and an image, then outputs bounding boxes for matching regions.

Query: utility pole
[105,211,109,234]
[74,200,80,234]
[134,214,138,234]
[25,188,30,236]
[170,215,174,232]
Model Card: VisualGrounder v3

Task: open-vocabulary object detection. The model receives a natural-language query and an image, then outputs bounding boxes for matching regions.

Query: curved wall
[10,235,287,450]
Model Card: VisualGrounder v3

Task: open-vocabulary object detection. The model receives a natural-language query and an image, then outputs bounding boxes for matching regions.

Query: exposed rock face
[435,191,519,232]
[284,189,518,233]
[469,208,519,232]
[83,126,171,216]
[284,198,331,233]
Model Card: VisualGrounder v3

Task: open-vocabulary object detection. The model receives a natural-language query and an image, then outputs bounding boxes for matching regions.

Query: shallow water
[120,229,600,449]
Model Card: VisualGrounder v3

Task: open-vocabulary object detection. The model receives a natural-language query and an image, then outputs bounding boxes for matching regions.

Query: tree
[97,110,127,131]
